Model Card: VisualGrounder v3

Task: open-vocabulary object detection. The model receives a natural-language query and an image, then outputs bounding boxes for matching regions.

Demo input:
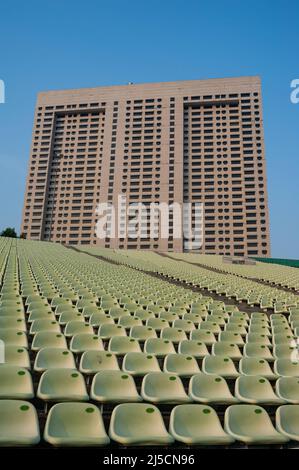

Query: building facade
[21,76,270,256]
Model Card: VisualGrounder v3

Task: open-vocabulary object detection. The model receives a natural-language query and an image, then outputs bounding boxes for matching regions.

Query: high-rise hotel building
[21,76,270,256]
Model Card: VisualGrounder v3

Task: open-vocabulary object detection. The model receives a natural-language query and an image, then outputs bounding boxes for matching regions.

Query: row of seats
[0,400,298,446]
[3,346,299,377]
[1,367,299,405]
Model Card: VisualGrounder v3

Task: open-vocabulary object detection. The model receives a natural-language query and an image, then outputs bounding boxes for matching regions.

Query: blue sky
[0,0,298,257]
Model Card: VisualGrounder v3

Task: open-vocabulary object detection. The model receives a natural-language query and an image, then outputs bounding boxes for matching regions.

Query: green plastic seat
[141,372,190,403]
[246,333,272,346]
[143,338,176,357]
[170,404,234,445]
[239,357,277,379]
[108,336,141,354]
[218,331,244,345]
[31,331,67,351]
[79,351,120,374]
[178,340,209,358]
[274,359,299,377]
[30,319,60,335]
[122,352,161,376]
[0,400,40,446]
[82,306,104,319]
[160,327,187,343]
[212,342,242,359]
[189,373,238,404]
[172,319,196,333]
[199,321,222,334]
[272,333,295,345]
[202,356,239,379]
[0,329,28,348]
[89,313,114,327]
[248,323,271,334]
[146,318,169,331]
[0,317,26,331]
[159,311,180,323]
[4,346,30,368]
[44,402,109,446]
[119,315,143,328]
[243,344,274,361]
[90,371,141,403]
[70,333,104,353]
[98,324,127,339]
[0,366,34,399]
[225,323,247,335]
[276,405,299,441]
[273,344,298,360]
[235,376,283,404]
[28,310,55,323]
[109,403,174,445]
[37,368,88,402]
[58,311,83,325]
[224,405,288,444]
[190,329,217,345]
[129,325,157,341]
[64,320,94,338]
[134,310,155,321]
[34,348,76,372]
[0,306,24,317]
[276,377,299,404]
[183,313,203,325]
[163,353,200,377]
[54,304,77,315]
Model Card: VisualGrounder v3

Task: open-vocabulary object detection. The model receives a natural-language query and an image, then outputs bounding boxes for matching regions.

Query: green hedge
[254,257,299,269]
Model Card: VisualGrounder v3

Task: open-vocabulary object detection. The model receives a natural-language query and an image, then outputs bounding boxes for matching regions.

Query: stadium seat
[218,331,244,346]
[160,327,187,343]
[178,339,209,358]
[0,366,34,399]
[235,376,284,404]
[170,404,234,445]
[276,405,299,442]
[109,403,174,445]
[163,353,200,377]
[144,338,176,357]
[0,329,28,348]
[44,402,110,446]
[30,319,61,335]
[189,373,238,404]
[122,352,161,376]
[202,356,239,379]
[90,371,141,403]
[275,377,299,403]
[31,331,67,351]
[37,368,88,402]
[0,400,40,446]
[34,348,76,372]
[239,358,277,379]
[141,372,190,403]
[98,324,126,340]
[80,351,120,374]
[212,342,242,359]
[64,320,94,338]
[190,329,217,344]
[70,333,104,353]
[129,325,157,341]
[274,359,299,377]
[243,344,274,361]
[4,346,31,368]
[224,405,288,444]
[108,336,142,354]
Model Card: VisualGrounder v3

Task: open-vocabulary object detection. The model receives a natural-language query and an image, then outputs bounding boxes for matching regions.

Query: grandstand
[1,236,299,447]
